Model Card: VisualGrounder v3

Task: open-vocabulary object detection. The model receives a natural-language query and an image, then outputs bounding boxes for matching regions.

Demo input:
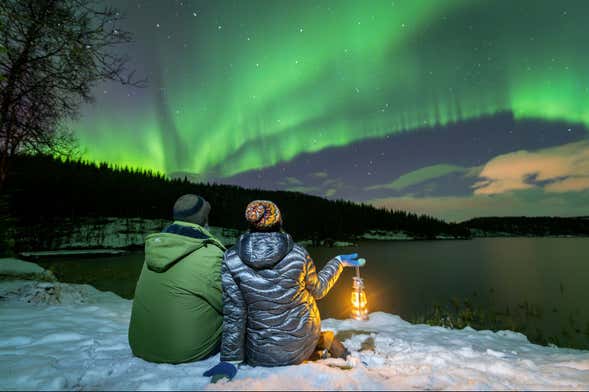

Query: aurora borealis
[78,0,589,221]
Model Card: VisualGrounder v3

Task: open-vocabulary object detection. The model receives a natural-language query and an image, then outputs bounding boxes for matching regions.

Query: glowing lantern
[351,266,368,320]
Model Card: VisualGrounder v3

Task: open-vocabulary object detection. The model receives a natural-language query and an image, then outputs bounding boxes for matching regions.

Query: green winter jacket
[128,221,226,364]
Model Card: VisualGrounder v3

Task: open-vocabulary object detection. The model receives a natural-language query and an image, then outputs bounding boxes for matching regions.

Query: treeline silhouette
[4,154,469,243]
[463,216,589,236]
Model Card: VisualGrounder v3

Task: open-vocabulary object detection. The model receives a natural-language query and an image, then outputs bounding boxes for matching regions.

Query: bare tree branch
[0,0,144,187]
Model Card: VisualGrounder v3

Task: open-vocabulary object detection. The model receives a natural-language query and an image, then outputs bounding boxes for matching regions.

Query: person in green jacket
[128,194,226,364]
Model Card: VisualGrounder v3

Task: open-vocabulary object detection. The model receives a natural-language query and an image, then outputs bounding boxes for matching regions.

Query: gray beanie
[173,194,211,226]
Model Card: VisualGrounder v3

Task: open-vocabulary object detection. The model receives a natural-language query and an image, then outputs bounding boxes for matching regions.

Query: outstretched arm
[305,252,344,300]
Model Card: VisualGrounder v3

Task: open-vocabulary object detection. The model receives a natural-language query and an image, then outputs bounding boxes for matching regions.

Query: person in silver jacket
[204,200,366,383]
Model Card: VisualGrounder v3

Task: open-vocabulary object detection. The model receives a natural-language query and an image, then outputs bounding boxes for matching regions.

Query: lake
[35,237,589,350]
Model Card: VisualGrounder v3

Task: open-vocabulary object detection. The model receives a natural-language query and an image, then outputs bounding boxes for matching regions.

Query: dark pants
[308,331,349,360]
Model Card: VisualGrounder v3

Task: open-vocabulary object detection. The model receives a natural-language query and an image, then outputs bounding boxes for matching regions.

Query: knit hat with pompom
[245,200,282,231]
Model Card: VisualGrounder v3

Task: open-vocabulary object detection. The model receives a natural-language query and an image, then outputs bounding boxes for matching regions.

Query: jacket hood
[145,223,225,272]
[236,231,294,269]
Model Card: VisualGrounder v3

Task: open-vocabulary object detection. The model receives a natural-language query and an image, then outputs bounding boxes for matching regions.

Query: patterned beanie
[245,200,282,231]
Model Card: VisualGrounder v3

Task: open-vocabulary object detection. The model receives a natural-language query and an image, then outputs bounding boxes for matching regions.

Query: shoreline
[3,216,589,258]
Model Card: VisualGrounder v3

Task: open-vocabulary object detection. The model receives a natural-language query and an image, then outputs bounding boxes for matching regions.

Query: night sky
[78,0,589,222]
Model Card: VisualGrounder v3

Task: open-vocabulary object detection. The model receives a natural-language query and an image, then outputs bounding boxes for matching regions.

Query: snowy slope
[1,260,589,390]
[12,217,242,251]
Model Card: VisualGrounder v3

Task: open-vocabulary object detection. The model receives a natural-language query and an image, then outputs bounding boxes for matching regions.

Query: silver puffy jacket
[220,231,343,366]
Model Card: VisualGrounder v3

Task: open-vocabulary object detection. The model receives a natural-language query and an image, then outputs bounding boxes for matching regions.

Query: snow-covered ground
[11,217,242,251]
[297,240,357,248]
[12,217,428,254]
[359,230,462,241]
[20,249,127,257]
[1,259,589,390]
[360,230,414,241]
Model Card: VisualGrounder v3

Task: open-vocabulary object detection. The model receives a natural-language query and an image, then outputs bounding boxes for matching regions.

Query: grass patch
[410,294,589,350]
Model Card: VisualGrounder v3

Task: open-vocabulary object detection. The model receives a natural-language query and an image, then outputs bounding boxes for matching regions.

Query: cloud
[370,189,589,222]
[369,140,589,221]
[324,188,338,197]
[310,171,329,179]
[321,178,345,198]
[277,176,320,194]
[545,177,589,192]
[285,185,321,194]
[366,164,466,191]
[473,140,589,195]
[278,177,304,186]
[274,174,347,198]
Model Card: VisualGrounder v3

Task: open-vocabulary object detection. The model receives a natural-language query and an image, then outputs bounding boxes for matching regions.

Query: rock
[0,258,56,282]
[0,280,62,304]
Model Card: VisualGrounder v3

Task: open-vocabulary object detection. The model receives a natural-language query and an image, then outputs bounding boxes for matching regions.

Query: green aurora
[77,0,589,177]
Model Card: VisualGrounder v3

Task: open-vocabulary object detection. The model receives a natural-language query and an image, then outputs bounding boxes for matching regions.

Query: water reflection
[309,237,589,348]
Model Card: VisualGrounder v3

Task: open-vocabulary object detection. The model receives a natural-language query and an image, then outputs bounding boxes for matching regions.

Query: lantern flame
[351,267,368,320]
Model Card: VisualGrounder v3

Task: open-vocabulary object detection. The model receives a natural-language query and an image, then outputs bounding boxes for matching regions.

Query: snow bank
[360,230,413,241]
[0,258,56,282]
[297,240,356,248]
[1,260,589,390]
[0,258,46,275]
[20,249,126,257]
[207,226,241,247]
[359,230,462,241]
[13,217,242,251]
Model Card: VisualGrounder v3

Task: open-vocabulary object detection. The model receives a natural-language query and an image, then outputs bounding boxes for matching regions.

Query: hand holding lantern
[335,253,366,267]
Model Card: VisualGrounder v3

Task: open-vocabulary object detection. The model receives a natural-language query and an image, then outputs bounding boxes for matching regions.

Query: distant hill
[462,216,589,237]
[2,155,469,246]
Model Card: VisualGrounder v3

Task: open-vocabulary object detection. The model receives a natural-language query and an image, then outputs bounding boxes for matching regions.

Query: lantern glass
[351,272,368,320]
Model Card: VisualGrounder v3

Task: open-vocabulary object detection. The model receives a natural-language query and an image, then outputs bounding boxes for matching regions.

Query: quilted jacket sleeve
[220,253,247,362]
[304,250,343,300]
